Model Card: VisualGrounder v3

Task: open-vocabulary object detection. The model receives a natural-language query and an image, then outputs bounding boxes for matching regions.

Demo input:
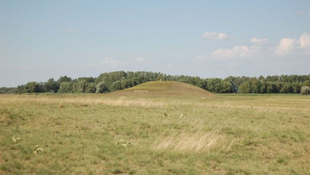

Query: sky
[1,0,310,87]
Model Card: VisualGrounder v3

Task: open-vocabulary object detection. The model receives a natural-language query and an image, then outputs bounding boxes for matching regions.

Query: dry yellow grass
[153,130,228,152]
[0,91,309,174]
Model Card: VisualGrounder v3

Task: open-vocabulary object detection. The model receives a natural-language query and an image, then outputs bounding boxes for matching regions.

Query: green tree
[96,82,109,93]
[260,82,267,93]
[302,80,310,87]
[280,84,293,93]
[58,76,72,84]
[45,78,59,93]
[74,80,87,93]
[58,82,74,93]
[220,80,232,93]
[25,82,40,93]
[292,83,301,93]
[250,78,261,93]
[224,76,241,93]
[109,81,122,92]
[266,82,277,93]
[238,82,251,93]
[85,83,96,93]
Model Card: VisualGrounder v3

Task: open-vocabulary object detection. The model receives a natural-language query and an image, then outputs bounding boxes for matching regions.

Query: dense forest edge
[1,71,310,95]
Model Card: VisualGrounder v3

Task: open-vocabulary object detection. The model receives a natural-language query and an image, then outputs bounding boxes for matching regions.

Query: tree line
[1,71,310,94]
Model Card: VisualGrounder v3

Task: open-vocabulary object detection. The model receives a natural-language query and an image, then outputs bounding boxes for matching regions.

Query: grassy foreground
[0,92,309,174]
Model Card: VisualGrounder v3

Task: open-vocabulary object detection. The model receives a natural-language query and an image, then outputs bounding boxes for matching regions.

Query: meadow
[0,82,309,174]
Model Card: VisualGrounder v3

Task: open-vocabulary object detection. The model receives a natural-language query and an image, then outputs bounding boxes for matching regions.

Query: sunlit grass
[0,93,309,174]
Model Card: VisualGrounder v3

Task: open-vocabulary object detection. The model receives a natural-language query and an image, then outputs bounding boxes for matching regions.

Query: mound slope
[110,81,216,99]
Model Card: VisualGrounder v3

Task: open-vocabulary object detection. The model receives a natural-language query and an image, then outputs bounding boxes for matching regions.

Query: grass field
[0,82,310,174]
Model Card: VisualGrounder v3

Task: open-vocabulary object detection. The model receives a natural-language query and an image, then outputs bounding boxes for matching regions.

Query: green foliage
[238,82,251,93]
[302,80,310,87]
[220,80,232,93]
[280,84,293,93]
[4,71,310,94]
[21,82,46,93]
[85,83,96,93]
[74,80,87,93]
[26,82,40,93]
[96,82,109,93]
[266,82,277,93]
[78,77,95,83]
[45,78,59,93]
[109,81,122,92]
[57,75,72,84]
[206,78,222,93]
[292,83,301,93]
[95,71,127,85]
[0,87,17,94]
[58,82,74,93]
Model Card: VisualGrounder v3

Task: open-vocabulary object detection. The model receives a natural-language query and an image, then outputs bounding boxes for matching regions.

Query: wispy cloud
[192,55,210,62]
[133,57,155,64]
[211,46,254,59]
[134,57,145,63]
[201,31,228,40]
[88,57,124,68]
[100,57,122,66]
[88,56,155,69]
[250,37,268,44]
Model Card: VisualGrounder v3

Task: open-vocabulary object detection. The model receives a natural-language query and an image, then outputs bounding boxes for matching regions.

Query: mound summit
[110,81,216,99]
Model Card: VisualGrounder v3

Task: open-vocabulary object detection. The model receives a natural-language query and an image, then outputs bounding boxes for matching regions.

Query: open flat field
[0,88,310,174]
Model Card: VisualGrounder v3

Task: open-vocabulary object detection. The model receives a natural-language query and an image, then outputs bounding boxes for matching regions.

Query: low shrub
[300,86,310,95]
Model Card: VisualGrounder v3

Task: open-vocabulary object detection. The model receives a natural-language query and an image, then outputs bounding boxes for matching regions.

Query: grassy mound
[110,81,216,99]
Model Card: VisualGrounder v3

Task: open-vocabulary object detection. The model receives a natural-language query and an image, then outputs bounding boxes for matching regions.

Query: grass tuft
[153,130,228,152]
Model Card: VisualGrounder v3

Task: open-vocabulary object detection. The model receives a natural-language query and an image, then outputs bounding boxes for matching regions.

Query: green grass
[112,81,216,100]
[0,90,309,174]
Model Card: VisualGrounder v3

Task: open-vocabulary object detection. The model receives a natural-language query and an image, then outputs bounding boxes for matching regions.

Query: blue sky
[1,0,309,87]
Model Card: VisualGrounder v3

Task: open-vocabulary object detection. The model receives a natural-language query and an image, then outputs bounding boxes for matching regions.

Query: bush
[300,86,310,95]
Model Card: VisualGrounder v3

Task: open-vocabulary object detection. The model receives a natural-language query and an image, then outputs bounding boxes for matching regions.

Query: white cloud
[201,31,228,40]
[134,57,144,63]
[194,33,309,62]
[133,57,155,64]
[100,57,122,66]
[275,38,299,56]
[211,46,253,59]
[250,37,268,44]
[192,55,210,62]
[299,33,310,54]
